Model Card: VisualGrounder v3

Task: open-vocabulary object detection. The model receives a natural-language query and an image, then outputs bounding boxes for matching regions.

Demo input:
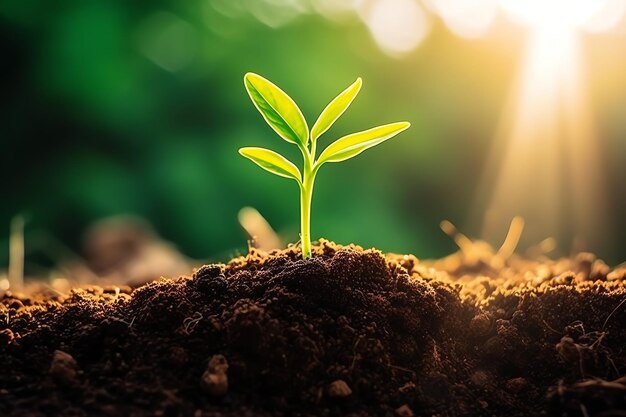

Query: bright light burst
[500,0,606,29]
[479,0,621,252]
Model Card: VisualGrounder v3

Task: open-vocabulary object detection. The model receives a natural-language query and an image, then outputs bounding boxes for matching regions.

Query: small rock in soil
[395,404,414,417]
[327,380,352,398]
[201,354,229,397]
[470,370,490,387]
[556,336,580,364]
[49,350,78,383]
[506,377,528,393]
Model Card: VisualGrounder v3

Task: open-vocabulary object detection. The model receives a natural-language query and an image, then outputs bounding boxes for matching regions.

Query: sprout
[239,73,410,259]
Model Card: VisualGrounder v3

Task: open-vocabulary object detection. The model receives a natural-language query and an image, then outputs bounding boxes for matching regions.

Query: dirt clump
[1,240,625,417]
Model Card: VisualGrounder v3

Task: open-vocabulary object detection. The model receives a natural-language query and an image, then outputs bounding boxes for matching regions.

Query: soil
[1,240,625,417]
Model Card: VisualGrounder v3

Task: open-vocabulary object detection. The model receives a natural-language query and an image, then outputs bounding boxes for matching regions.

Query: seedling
[239,73,410,259]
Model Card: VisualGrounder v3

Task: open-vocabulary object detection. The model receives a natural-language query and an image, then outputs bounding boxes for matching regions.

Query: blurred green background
[1,0,625,269]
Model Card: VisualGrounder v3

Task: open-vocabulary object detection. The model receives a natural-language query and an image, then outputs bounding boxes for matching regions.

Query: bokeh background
[1,0,625,275]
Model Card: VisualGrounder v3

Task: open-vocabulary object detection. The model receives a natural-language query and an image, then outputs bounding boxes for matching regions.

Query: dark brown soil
[1,240,625,417]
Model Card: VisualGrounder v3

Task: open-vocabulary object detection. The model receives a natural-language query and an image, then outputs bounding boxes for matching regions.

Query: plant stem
[300,178,314,259]
[300,146,316,259]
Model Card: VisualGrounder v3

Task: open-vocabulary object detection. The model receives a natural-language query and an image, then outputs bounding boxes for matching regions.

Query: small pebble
[201,354,228,397]
[470,370,490,387]
[395,404,414,417]
[49,350,78,383]
[327,380,352,398]
[505,377,527,393]
[556,336,579,363]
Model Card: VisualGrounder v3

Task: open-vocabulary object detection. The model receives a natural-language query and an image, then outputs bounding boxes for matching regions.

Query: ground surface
[1,240,625,417]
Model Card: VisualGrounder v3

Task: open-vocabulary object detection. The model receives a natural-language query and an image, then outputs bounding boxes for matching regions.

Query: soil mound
[1,241,625,417]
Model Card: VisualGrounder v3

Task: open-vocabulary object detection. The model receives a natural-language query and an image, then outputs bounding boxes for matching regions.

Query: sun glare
[478,0,616,253]
[500,0,606,29]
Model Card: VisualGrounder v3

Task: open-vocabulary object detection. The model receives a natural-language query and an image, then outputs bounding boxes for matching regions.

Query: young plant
[239,73,410,259]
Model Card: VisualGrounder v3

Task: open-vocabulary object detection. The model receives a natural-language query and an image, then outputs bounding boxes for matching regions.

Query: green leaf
[244,73,309,147]
[316,122,411,165]
[311,78,362,142]
[239,147,302,183]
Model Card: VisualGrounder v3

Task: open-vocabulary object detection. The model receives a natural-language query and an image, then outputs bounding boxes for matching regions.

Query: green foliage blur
[1,0,624,266]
